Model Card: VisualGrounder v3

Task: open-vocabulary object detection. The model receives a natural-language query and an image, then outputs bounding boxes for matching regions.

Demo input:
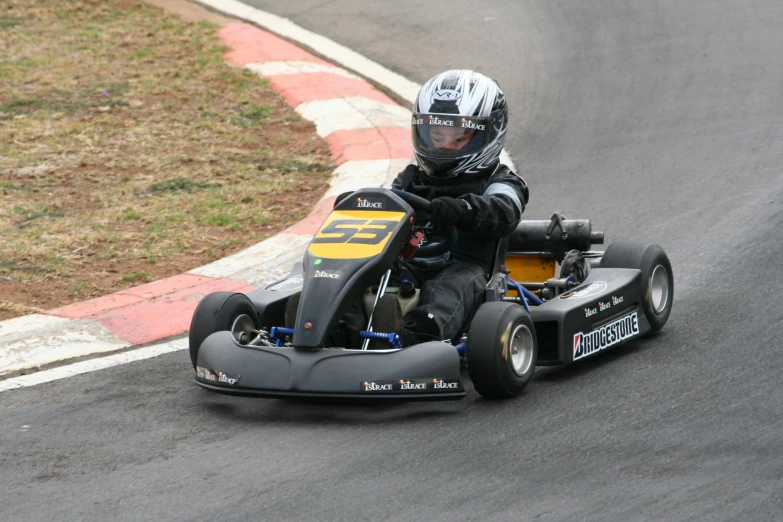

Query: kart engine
[505,212,605,300]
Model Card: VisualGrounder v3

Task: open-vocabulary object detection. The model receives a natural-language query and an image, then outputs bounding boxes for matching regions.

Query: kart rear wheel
[188,292,260,369]
[467,302,538,399]
[600,240,673,331]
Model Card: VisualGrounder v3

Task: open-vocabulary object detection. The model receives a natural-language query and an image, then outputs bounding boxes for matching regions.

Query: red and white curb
[0,1,514,387]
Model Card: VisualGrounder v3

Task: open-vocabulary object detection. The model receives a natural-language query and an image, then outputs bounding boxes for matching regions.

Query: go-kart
[189,187,673,400]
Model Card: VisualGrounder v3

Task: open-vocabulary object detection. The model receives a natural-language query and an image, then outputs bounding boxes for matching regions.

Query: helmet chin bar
[414,147,501,182]
[420,157,463,178]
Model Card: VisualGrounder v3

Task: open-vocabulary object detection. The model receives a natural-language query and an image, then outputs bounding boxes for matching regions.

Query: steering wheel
[391,189,458,258]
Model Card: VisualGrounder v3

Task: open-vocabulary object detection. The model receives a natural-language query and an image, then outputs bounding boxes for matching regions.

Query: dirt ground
[0,0,333,319]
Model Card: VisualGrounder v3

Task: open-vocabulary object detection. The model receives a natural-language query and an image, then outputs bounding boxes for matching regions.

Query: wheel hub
[649,264,670,314]
[510,324,534,376]
[230,314,257,345]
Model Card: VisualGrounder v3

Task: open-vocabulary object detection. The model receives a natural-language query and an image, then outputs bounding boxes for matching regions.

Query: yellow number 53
[307,210,406,259]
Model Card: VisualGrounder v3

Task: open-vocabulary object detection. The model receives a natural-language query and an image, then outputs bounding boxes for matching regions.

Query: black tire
[467,302,538,399]
[188,292,259,369]
[600,240,673,331]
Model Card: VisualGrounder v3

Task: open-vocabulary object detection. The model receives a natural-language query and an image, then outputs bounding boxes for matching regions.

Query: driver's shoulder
[488,164,529,203]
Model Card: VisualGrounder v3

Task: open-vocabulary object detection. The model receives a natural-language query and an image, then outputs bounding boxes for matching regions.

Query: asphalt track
[2,1,783,520]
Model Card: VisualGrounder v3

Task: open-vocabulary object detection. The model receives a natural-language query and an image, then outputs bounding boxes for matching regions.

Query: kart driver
[373,69,530,346]
[286,69,529,348]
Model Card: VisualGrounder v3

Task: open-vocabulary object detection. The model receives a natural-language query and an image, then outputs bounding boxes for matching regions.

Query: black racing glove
[429,196,474,231]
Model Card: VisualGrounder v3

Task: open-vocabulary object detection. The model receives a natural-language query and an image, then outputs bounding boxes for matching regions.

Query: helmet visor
[412,113,491,157]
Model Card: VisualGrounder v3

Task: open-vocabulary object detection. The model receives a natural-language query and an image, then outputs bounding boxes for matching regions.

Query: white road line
[0,338,187,392]
[244,60,361,79]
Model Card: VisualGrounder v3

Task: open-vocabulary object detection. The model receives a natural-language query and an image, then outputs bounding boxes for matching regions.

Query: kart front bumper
[195,331,465,400]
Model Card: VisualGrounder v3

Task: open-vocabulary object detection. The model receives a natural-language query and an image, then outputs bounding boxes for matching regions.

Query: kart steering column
[362,268,392,350]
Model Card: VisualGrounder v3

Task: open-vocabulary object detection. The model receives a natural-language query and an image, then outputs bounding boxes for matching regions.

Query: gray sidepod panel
[529,268,652,364]
[195,331,463,397]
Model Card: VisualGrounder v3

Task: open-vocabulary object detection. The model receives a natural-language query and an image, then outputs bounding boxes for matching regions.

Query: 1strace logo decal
[313,269,341,280]
[197,366,241,386]
[573,312,640,361]
[432,379,460,390]
[196,366,216,382]
[356,197,384,209]
[584,294,623,316]
[217,372,240,386]
[428,115,455,126]
[399,380,428,391]
[460,118,486,131]
[361,381,394,392]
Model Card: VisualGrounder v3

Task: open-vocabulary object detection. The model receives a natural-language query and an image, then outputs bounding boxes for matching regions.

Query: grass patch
[0,260,19,273]
[0,85,132,116]
[147,177,220,194]
[0,181,24,190]
[231,104,273,128]
[12,205,65,226]
[0,16,22,29]
[122,271,152,283]
[202,214,236,227]
[0,0,333,320]
[123,209,144,221]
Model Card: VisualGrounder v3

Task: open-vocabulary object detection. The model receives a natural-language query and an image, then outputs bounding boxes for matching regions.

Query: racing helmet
[412,69,508,181]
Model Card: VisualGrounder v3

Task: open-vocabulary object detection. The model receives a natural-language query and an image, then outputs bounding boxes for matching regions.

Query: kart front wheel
[600,240,673,331]
[467,302,538,399]
[188,292,260,369]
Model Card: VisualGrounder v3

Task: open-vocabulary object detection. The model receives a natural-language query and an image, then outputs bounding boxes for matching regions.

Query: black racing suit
[392,162,529,343]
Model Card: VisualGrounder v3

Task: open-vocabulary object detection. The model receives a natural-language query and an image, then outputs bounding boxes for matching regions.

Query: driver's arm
[460,170,529,238]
